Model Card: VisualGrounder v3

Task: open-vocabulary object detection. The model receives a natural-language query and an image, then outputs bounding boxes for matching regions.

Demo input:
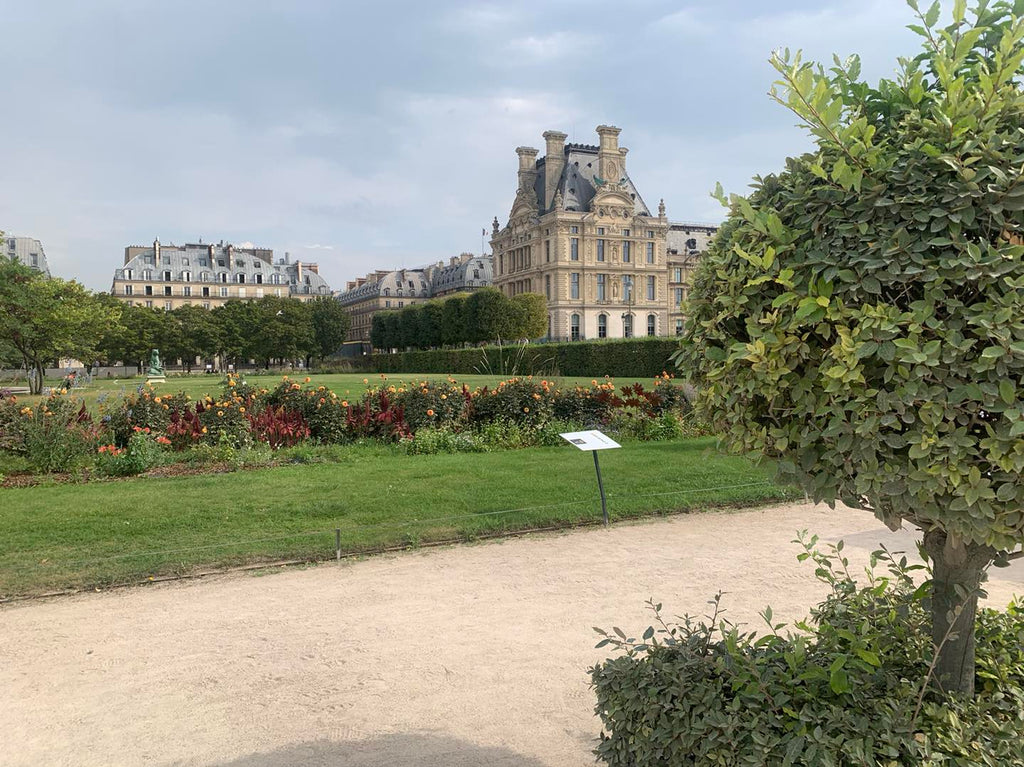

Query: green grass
[20,372,651,411]
[0,439,797,598]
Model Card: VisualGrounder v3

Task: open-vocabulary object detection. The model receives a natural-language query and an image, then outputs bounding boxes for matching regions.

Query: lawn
[0,439,797,597]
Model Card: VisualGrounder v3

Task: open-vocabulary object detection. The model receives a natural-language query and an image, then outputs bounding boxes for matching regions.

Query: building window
[255,274,263,284]
[597,273,606,301]
[163,270,172,281]
[123,285,133,295]
[183,286,192,297]
[398,301,404,307]
[597,240,605,262]
[598,314,607,338]
[571,272,580,299]
[623,229,630,237]
[646,242,654,263]
[675,318,684,336]
[647,276,655,300]
[164,301,173,311]
[647,314,656,336]
[220,273,228,283]
[142,269,152,280]
[145,300,153,308]
[385,300,391,307]
[203,302,211,309]
[202,287,210,297]
[571,313,581,341]
[597,227,605,235]
[237,274,246,284]
[545,240,550,262]
[545,274,551,299]
[674,288,684,305]
[124,268,133,280]
[220,287,228,297]
[622,241,631,263]
[384,288,390,296]
[623,314,633,338]
[145,285,153,296]
[673,268,683,282]
[646,230,654,238]
[570,238,579,261]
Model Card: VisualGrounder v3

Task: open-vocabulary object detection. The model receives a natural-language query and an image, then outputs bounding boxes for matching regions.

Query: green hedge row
[348,338,681,377]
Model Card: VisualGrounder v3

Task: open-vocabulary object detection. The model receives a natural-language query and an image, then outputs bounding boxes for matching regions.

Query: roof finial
[658,198,666,218]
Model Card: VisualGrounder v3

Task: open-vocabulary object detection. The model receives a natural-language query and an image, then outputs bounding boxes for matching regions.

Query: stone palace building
[490,125,715,340]
[110,239,332,310]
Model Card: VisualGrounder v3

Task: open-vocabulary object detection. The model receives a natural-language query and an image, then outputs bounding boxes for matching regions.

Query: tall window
[182,271,191,282]
[220,286,228,297]
[571,272,580,299]
[545,274,551,299]
[647,275,655,300]
[183,286,192,297]
[164,301,172,311]
[570,225,579,234]
[570,238,579,261]
[123,285,133,295]
[623,314,633,338]
[674,288,684,305]
[597,240,605,262]
[673,268,683,282]
[647,314,656,336]
[163,286,172,296]
[597,273,606,301]
[675,318,684,336]
[163,270,172,281]
[622,276,633,302]
[598,314,607,339]
[622,241,631,263]
[646,242,654,263]
[571,313,580,341]
[545,241,550,262]
[202,287,210,297]
[124,268,133,280]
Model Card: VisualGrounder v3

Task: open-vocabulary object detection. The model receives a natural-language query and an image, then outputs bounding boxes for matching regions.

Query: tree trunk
[31,360,44,395]
[922,529,996,697]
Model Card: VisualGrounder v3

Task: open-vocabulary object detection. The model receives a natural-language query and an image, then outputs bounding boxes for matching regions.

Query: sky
[1,0,922,292]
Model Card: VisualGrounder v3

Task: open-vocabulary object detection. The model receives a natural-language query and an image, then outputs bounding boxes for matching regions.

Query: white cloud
[503,31,602,64]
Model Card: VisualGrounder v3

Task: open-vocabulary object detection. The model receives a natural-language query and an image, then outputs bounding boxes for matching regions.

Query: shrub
[591,536,1024,767]
[248,406,310,449]
[384,379,469,430]
[8,393,98,473]
[96,427,167,476]
[467,377,554,426]
[402,426,486,455]
[101,385,173,447]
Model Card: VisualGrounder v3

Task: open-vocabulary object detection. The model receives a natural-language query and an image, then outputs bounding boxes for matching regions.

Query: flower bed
[0,373,707,479]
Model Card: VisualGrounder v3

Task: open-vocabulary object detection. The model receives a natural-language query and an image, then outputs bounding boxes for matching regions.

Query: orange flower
[217,411,224,417]
[341,400,349,407]
[427,409,435,416]
[304,377,311,383]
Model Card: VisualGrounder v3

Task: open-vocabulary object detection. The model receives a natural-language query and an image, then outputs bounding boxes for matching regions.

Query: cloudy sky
[1,0,921,291]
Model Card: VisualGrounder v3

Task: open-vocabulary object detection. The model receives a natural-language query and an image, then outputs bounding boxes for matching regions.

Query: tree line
[370,288,547,351]
[0,255,350,392]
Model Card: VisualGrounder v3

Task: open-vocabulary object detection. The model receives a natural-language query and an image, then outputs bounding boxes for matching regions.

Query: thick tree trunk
[922,529,996,697]
[31,360,44,395]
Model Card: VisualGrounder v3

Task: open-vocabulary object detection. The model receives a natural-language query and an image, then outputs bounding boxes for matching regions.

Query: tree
[441,293,469,347]
[251,296,315,366]
[419,300,445,349]
[164,305,221,371]
[465,287,511,343]
[509,293,549,339]
[0,260,121,393]
[677,0,1024,697]
[212,300,259,367]
[309,297,351,363]
[98,303,169,372]
[370,312,389,351]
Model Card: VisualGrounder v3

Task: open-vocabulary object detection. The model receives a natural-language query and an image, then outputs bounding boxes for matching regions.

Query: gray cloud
[0,0,920,291]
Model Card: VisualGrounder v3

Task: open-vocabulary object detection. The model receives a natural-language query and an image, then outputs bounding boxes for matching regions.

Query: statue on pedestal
[147,349,165,380]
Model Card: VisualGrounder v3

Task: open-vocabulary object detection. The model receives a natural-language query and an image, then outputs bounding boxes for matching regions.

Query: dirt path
[2,503,1021,767]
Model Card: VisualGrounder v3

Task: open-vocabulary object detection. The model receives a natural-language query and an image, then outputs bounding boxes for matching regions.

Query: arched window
[623,313,633,338]
[647,313,656,336]
[598,313,608,339]
[571,313,581,341]
[384,288,390,296]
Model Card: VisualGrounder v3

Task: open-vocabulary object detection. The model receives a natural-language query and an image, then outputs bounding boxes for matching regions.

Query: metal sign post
[560,430,621,526]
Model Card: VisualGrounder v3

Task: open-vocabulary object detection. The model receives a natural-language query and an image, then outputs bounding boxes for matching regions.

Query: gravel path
[2,503,1021,767]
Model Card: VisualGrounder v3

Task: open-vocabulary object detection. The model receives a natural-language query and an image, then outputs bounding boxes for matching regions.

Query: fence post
[335,528,341,561]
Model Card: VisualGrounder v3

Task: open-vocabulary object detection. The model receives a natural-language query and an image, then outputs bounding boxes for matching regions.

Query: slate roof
[533,144,651,216]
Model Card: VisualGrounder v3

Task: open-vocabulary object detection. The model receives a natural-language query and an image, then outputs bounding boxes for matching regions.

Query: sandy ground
[2,502,1022,767]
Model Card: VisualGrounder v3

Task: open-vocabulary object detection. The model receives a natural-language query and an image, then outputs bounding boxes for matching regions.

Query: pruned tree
[676,0,1024,697]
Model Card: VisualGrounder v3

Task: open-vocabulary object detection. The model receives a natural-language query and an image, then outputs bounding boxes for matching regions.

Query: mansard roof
[533,145,651,217]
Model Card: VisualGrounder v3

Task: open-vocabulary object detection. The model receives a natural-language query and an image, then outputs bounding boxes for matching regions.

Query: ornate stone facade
[110,239,331,310]
[490,126,714,340]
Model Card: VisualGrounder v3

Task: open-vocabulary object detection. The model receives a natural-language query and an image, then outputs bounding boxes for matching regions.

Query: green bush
[354,337,681,377]
[96,428,166,476]
[16,394,98,473]
[591,536,1024,767]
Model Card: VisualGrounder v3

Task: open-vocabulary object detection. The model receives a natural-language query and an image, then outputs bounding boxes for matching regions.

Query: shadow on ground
[208,734,554,767]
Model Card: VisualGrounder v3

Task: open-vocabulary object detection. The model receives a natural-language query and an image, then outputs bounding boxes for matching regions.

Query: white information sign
[559,430,621,451]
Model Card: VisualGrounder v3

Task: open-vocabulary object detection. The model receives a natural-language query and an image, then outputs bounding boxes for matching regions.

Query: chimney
[515,146,539,196]
[297,262,303,282]
[542,130,567,211]
[208,244,215,258]
[153,238,161,262]
[450,256,459,266]
[595,125,623,183]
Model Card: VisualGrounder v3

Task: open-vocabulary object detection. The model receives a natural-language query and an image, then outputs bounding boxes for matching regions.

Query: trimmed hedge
[349,338,681,377]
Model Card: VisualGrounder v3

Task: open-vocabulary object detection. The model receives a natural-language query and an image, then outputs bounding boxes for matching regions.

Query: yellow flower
[154,396,162,403]
[217,411,224,417]
[523,407,530,412]
[363,378,369,384]
[239,407,245,413]
[202,427,208,433]
[440,394,447,400]
[532,393,541,400]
